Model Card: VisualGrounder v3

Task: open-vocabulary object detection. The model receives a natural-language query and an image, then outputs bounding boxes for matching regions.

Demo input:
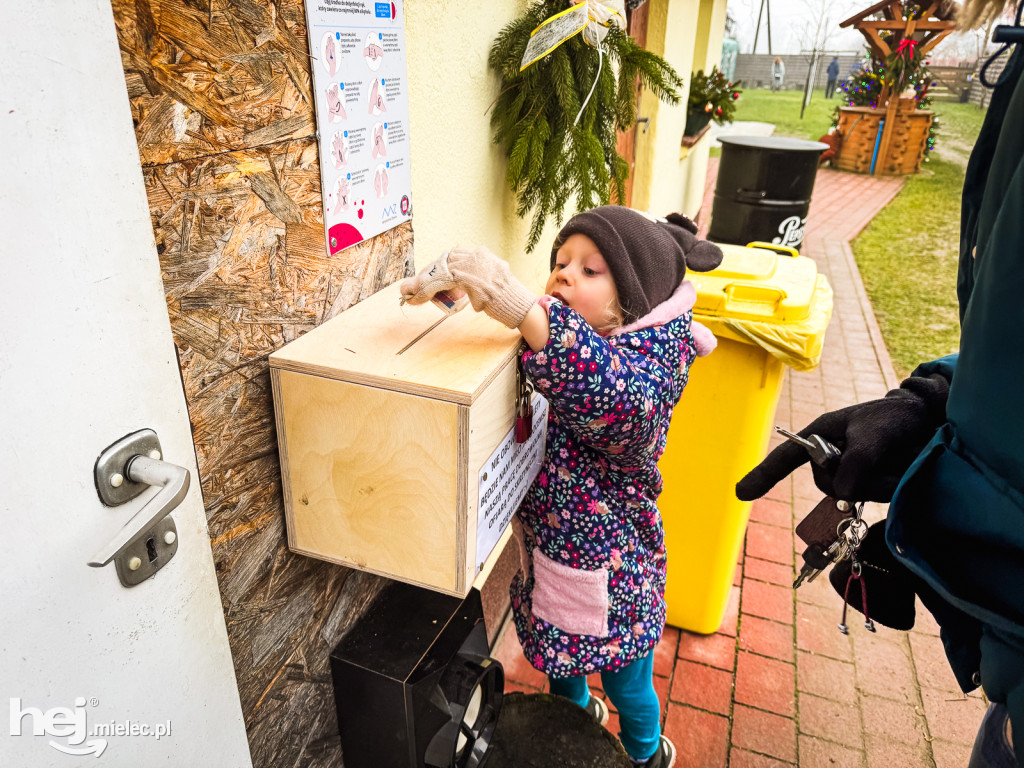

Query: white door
[1,2,252,766]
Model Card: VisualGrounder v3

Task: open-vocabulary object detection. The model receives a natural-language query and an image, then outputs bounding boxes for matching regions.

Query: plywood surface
[270,282,524,403]
[113,0,314,166]
[278,369,460,592]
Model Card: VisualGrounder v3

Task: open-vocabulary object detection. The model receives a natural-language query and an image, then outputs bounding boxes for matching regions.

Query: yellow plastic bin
[659,242,833,634]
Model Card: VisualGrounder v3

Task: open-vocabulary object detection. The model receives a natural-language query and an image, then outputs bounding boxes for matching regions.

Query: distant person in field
[771,57,785,92]
[826,56,840,98]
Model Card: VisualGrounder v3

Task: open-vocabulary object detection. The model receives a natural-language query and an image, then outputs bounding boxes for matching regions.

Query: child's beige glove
[399,246,537,329]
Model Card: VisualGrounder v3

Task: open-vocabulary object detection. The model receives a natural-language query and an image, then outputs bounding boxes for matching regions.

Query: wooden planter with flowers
[834,0,953,175]
[835,104,933,175]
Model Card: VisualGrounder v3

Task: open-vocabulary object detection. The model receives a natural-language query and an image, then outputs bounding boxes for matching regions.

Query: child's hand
[399,252,459,306]
[399,247,537,330]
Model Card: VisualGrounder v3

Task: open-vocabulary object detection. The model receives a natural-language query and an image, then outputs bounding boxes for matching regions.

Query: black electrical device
[330,582,504,768]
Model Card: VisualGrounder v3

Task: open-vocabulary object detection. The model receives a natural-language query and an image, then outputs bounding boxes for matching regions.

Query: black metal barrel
[708,136,828,251]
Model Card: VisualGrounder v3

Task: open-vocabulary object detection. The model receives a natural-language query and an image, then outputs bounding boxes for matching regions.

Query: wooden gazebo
[834,0,957,174]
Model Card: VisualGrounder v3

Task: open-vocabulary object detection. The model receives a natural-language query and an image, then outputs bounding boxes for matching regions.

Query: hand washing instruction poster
[305,0,412,255]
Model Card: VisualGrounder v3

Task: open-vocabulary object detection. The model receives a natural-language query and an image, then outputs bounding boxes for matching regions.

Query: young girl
[400,205,722,767]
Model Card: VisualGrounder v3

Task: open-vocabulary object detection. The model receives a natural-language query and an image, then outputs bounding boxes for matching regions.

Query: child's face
[546,234,619,331]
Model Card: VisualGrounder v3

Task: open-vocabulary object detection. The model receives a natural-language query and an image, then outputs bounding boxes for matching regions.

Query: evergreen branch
[488,0,684,250]
[615,54,640,130]
[551,46,581,128]
[508,129,531,187]
[527,113,550,184]
[629,50,684,103]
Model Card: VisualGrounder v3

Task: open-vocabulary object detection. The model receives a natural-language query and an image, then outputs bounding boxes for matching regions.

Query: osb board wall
[112,0,413,765]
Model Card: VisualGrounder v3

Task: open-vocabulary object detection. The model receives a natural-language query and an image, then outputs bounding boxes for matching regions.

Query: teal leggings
[548,650,660,760]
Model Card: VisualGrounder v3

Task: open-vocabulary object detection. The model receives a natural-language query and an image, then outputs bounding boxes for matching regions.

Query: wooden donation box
[269,282,546,596]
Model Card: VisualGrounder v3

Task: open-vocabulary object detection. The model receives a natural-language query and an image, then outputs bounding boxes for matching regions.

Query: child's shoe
[633,735,676,768]
[584,694,609,727]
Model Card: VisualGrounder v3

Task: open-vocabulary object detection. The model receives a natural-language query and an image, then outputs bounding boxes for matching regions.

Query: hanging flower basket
[683,110,713,137]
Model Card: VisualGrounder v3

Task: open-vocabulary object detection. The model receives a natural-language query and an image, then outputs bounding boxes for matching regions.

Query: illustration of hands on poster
[309,0,411,256]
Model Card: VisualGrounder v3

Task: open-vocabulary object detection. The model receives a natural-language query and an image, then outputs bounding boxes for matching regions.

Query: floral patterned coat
[510,281,713,677]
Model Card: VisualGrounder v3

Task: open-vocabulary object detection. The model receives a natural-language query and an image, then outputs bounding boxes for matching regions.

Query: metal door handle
[88,456,189,567]
[90,429,190,586]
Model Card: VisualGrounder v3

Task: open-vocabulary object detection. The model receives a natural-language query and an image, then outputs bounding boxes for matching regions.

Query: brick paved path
[493,160,990,766]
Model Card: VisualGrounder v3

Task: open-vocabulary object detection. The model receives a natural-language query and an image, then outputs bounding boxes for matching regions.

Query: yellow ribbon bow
[519,0,626,72]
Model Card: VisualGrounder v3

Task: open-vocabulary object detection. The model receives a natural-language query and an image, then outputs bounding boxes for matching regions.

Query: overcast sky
[724,0,994,62]
[726,0,874,55]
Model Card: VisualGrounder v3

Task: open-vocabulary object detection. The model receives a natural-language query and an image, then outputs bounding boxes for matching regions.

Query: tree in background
[794,0,862,54]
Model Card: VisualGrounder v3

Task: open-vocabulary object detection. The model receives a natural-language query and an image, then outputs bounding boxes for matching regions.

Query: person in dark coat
[736,18,1024,766]
[826,56,840,98]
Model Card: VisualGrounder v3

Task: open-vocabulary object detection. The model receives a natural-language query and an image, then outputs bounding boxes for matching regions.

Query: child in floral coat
[400,205,723,768]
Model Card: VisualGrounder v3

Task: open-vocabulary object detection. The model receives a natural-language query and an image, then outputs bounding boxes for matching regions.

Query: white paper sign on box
[475,394,548,575]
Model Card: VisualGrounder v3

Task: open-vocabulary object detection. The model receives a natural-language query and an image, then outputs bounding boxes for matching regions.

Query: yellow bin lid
[689,242,833,371]
[691,243,818,324]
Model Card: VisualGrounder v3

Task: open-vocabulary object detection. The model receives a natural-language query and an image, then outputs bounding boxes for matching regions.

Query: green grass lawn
[852,157,964,377]
[725,88,989,377]
[726,88,839,141]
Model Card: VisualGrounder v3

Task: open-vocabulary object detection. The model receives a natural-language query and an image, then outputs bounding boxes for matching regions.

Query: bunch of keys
[777,426,876,633]
[773,426,855,588]
[792,496,868,588]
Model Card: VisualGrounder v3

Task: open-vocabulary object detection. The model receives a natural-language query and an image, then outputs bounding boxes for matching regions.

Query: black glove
[736,373,950,503]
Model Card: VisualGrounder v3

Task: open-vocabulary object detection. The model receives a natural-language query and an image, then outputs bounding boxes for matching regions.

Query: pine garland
[488,1,684,250]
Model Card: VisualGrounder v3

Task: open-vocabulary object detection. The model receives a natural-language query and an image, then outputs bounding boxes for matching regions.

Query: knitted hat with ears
[551,205,724,323]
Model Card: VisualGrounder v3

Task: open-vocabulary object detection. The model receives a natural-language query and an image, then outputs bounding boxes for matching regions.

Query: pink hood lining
[610,280,717,357]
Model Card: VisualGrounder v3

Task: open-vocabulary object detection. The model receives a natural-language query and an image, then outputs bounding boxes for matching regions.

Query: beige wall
[633,0,730,219]
[405,0,730,281]
[405,0,558,291]
[633,0,701,216]
[694,0,729,73]
[684,0,731,215]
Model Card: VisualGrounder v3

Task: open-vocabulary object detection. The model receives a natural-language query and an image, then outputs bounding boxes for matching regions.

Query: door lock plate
[114,516,179,587]
[95,429,162,507]
[92,429,188,587]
